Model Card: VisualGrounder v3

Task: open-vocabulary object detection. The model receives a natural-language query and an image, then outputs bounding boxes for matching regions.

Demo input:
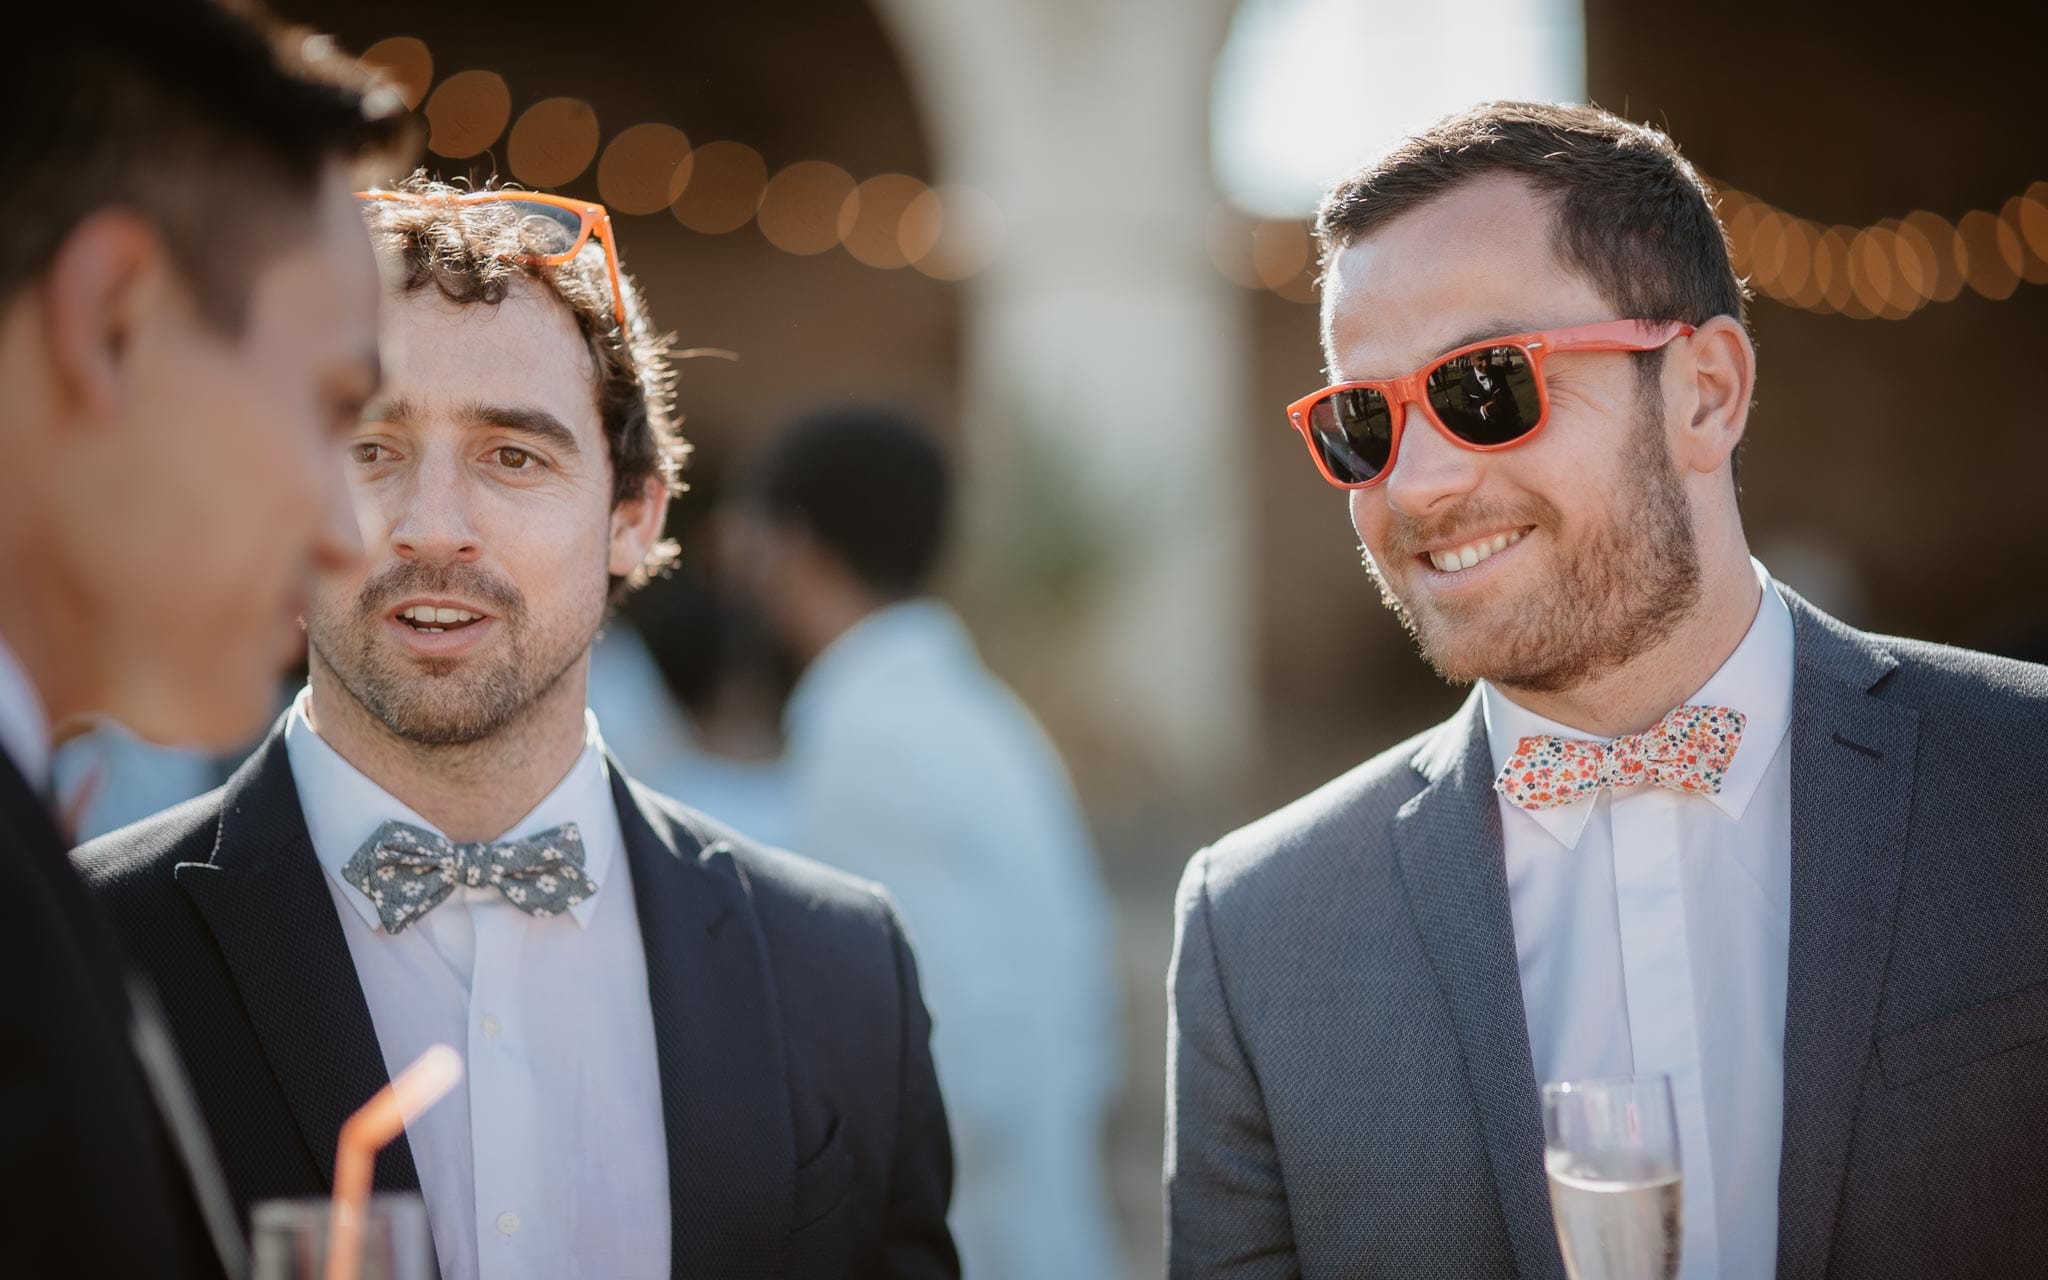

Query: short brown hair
[3,0,414,329]
[1316,101,1749,333]
[1317,102,1751,487]
[361,173,688,593]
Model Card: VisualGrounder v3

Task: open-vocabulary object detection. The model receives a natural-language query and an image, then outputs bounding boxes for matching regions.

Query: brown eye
[351,442,384,464]
[497,446,533,469]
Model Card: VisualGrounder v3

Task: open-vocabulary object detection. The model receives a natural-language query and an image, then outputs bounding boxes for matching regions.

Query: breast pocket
[792,1115,856,1232]
[1878,978,2048,1087]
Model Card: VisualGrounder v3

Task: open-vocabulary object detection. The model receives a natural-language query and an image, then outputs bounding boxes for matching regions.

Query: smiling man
[1166,103,2048,1279]
[79,176,957,1280]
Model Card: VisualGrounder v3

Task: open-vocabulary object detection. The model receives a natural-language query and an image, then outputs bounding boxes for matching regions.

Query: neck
[0,525,100,741]
[304,651,593,842]
[794,587,887,666]
[1493,546,1762,738]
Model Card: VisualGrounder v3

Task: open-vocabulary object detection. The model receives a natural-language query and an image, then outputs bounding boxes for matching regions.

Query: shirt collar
[284,687,621,930]
[1481,557,1796,850]
[784,598,973,737]
[0,634,52,792]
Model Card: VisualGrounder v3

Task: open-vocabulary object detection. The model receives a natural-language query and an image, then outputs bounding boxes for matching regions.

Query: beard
[1365,382,1702,694]
[308,559,598,746]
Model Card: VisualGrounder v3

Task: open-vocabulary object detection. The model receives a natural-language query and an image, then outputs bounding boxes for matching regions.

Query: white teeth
[1429,529,1527,574]
[401,605,479,623]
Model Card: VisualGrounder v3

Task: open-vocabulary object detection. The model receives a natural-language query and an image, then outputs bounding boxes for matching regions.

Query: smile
[1425,528,1527,574]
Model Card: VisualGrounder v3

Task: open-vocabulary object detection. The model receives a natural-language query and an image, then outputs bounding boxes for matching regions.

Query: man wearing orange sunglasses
[81,173,959,1278]
[1169,102,2048,1278]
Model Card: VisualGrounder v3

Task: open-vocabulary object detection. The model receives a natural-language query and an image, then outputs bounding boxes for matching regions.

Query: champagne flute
[1541,1073,1682,1280]
[249,1193,431,1280]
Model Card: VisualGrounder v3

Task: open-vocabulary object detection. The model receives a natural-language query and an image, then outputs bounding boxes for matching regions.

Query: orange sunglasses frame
[1285,318,1695,490]
[356,189,629,334]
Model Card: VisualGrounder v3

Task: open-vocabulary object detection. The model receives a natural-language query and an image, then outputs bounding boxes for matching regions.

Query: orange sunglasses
[1286,318,1694,490]
[356,189,629,334]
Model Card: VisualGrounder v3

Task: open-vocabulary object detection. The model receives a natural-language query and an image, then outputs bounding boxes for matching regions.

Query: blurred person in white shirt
[725,408,1127,1280]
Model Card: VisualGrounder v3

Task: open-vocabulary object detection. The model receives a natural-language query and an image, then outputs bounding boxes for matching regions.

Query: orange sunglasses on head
[355,189,629,334]
[1286,318,1694,490]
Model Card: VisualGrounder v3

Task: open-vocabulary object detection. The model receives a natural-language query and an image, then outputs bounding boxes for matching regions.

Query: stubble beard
[308,561,599,748]
[1366,387,1703,695]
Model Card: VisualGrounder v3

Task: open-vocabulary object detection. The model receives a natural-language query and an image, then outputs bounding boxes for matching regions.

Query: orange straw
[325,1045,463,1280]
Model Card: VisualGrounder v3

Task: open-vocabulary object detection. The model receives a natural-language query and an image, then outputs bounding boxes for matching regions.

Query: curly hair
[360,172,688,592]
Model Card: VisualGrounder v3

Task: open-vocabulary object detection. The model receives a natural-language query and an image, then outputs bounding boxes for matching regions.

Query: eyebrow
[457,401,584,459]
[361,395,584,459]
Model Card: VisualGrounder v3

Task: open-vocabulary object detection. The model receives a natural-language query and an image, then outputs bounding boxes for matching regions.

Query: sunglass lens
[501,200,585,258]
[1307,387,1395,485]
[1425,345,1540,445]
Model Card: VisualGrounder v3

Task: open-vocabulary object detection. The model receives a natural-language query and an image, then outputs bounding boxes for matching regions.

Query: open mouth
[395,604,488,634]
[1419,527,1533,575]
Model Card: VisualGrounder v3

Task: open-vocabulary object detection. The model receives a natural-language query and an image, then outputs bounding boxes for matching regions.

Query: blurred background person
[0,0,407,1272]
[724,407,1126,1280]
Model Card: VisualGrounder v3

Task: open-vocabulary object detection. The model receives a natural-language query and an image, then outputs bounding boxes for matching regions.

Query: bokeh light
[423,70,511,159]
[839,174,928,269]
[900,184,1003,280]
[358,36,433,111]
[1958,209,2020,300]
[670,141,767,236]
[1205,205,1263,290]
[1251,220,1309,291]
[598,124,694,216]
[508,97,599,189]
[757,160,856,256]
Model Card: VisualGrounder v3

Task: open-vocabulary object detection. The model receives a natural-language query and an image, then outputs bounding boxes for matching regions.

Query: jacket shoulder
[632,782,908,945]
[1872,633,2048,717]
[1185,722,1437,916]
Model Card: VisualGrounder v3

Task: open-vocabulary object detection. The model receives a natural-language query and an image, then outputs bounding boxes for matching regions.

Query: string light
[357,36,998,278]
[1209,178,2048,316]
[507,97,599,189]
[421,70,511,159]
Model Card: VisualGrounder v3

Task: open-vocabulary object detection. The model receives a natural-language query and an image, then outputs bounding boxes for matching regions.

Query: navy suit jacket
[1168,588,2048,1278]
[77,725,959,1279]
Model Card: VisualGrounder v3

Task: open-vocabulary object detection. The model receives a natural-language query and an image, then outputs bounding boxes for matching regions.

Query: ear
[607,473,672,578]
[1673,314,1755,477]
[42,210,174,417]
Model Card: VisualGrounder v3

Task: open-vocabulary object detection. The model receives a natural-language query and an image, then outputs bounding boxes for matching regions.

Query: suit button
[497,1211,521,1236]
[481,1014,502,1039]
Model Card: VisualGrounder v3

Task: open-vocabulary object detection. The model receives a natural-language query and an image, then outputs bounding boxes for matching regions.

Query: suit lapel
[1393,692,1565,1280]
[174,727,420,1194]
[611,766,794,1279]
[1774,591,1917,1277]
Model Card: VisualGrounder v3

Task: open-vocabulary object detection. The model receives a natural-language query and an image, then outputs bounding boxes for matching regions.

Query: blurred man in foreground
[0,3,404,1273]
[80,177,958,1279]
[727,409,1126,1280]
[1168,102,2048,1278]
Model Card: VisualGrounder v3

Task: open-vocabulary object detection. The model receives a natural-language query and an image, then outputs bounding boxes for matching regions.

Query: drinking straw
[325,1045,463,1280]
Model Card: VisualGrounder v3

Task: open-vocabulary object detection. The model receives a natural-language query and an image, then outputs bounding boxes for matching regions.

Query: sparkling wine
[1545,1153,1682,1280]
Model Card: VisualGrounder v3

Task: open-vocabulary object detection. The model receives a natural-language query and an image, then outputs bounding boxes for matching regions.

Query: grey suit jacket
[1168,589,2048,1278]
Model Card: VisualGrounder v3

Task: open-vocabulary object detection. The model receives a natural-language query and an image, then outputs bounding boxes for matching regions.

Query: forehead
[1320,174,1611,380]
[378,280,601,435]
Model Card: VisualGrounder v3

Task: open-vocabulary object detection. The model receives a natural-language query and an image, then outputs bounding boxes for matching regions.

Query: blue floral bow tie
[341,820,598,934]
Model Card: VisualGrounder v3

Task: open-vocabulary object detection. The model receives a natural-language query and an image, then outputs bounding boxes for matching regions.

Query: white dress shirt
[1483,559,1794,1280]
[0,635,52,791]
[285,691,669,1280]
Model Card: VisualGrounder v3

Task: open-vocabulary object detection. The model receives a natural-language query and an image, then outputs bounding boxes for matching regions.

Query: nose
[1381,400,1482,519]
[387,451,483,565]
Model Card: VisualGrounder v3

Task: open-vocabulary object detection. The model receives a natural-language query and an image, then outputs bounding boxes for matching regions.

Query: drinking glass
[1542,1073,1683,1280]
[249,1193,432,1280]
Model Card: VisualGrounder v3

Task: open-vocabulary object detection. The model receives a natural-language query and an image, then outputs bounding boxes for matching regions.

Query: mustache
[356,560,525,619]
[1378,495,1557,560]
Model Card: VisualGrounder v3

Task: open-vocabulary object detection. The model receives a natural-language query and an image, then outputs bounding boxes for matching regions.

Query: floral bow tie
[1494,704,1746,812]
[341,820,597,934]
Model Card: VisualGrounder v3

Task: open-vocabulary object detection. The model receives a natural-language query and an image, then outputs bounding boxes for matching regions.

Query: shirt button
[497,1211,521,1236]
[481,1014,502,1039]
